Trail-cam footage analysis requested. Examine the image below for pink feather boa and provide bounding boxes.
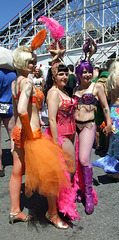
[45,127,80,220]
[44,128,98,220]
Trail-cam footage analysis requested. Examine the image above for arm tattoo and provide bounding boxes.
[25,81,33,86]
[25,86,32,99]
[104,108,108,114]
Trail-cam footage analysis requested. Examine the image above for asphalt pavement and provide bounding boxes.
[0,126,119,240]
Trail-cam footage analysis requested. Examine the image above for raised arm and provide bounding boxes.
[47,90,60,143]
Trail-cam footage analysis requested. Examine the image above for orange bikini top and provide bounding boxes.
[13,78,44,109]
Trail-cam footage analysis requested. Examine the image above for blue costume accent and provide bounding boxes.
[0,68,17,118]
[92,105,119,173]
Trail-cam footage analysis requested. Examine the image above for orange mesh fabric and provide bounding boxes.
[12,125,74,198]
[24,134,74,198]
[12,126,43,148]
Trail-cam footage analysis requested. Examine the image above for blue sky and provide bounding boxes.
[0,1,37,29]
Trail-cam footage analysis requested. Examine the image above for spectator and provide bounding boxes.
[92,59,119,179]
[0,68,16,177]
[65,64,77,97]
[32,67,45,91]
[92,64,100,82]
[93,68,109,151]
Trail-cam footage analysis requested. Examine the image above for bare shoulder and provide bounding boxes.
[95,82,104,90]
[94,82,104,94]
[47,88,60,106]
[47,88,59,98]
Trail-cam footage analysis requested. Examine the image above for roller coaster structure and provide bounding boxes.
[0,0,119,66]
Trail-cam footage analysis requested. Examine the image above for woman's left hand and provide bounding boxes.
[103,123,112,136]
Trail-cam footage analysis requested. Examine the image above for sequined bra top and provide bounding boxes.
[73,93,99,106]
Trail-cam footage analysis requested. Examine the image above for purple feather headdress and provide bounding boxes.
[83,37,99,62]
[75,37,99,84]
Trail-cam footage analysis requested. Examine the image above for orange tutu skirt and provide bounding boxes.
[24,129,74,198]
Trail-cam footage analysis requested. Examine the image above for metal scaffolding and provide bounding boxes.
[0,0,119,65]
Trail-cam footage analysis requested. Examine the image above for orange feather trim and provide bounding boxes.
[30,29,47,51]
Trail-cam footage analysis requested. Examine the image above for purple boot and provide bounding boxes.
[82,166,94,215]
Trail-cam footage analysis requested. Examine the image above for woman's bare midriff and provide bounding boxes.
[75,105,95,122]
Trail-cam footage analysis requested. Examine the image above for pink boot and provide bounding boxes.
[82,166,94,215]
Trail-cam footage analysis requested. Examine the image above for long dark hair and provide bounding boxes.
[44,64,68,100]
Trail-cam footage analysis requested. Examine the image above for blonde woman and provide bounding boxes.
[9,46,72,229]
[92,59,119,178]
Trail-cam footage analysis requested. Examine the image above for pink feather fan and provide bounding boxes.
[38,16,65,40]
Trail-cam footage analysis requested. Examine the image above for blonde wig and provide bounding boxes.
[12,46,37,71]
[106,60,119,92]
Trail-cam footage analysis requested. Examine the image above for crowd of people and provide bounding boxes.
[0,17,119,230]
